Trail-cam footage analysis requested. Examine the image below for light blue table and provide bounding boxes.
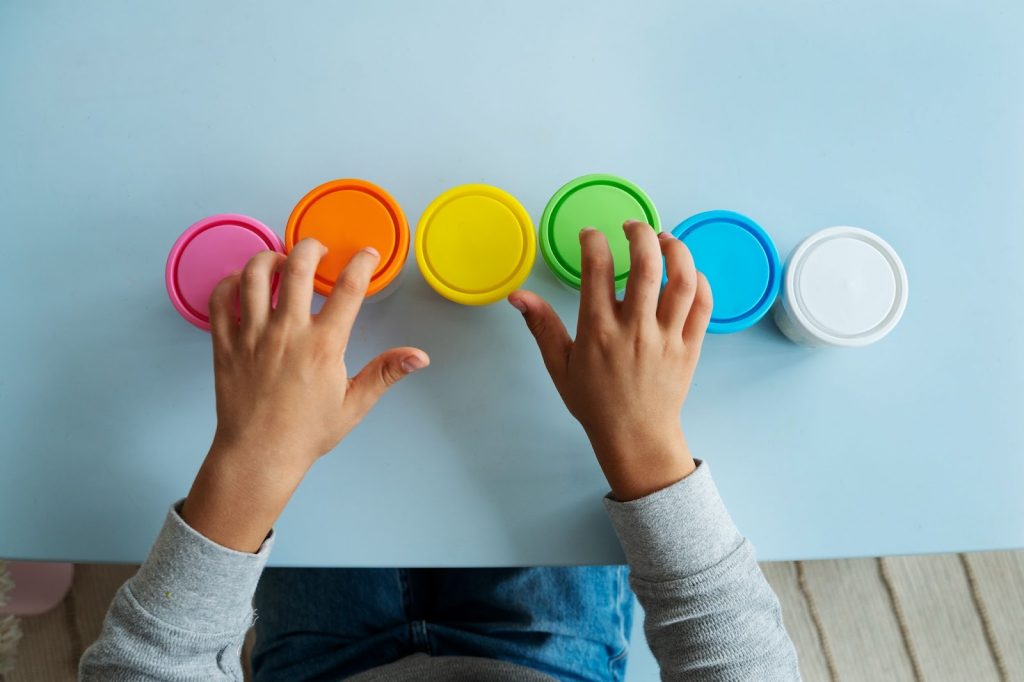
[3,1,1023,676]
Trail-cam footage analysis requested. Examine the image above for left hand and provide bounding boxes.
[509,222,712,501]
[180,239,429,552]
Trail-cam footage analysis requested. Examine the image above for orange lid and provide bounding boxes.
[285,179,409,297]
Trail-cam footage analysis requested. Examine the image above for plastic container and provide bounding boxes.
[540,174,660,290]
[415,184,535,305]
[0,561,74,616]
[672,210,781,334]
[286,179,409,298]
[166,214,285,330]
[774,226,908,347]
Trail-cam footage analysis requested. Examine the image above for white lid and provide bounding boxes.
[784,226,908,347]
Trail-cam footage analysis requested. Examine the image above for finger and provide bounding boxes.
[317,247,381,349]
[345,346,429,419]
[622,220,663,321]
[578,227,616,322]
[683,272,714,349]
[239,250,286,338]
[657,232,698,331]
[508,290,572,388]
[208,272,241,348]
[277,239,327,323]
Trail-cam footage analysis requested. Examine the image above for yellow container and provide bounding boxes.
[415,184,536,305]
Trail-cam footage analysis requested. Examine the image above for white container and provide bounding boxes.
[774,227,908,347]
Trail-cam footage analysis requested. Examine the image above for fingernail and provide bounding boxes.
[580,227,596,233]
[657,231,672,240]
[401,355,428,373]
[508,296,528,313]
[363,246,380,258]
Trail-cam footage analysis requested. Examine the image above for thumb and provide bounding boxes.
[508,290,572,388]
[347,346,429,417]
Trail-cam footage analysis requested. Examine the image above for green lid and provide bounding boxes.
[539,174,661,290]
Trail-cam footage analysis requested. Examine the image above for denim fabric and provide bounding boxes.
[252,567,634,682]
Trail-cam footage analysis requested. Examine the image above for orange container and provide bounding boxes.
[285,179,409,297]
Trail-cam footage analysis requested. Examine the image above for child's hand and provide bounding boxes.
[181,239,429,551]
[509,221,712,501]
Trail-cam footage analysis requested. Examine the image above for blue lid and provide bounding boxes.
[670,210,781,334]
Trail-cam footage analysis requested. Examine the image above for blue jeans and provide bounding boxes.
[252,567,634,681]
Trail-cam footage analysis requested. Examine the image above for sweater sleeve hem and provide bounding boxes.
[602,460,744,582]
[126,500,273,634]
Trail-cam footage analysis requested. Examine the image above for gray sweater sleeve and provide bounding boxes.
[82,462,798,681]
[79,503,272,681]
[603,461,800,681]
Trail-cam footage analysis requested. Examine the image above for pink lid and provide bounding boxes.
[166,214,284,330]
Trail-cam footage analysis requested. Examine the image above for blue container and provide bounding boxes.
[670,210,781,334]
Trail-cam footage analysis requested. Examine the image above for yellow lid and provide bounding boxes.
[415,184,536,305]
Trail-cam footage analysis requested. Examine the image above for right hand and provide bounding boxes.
[181,239,429,552]
[509,221,713,501]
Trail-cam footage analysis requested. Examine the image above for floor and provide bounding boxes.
[2,551,1022,681]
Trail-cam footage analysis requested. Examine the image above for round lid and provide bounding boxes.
[673,210,781,334]
[540,174,660,290]
[415,184,535,305]
[785,226,908,346]
[286,179,409,297]
[166,214,284,330]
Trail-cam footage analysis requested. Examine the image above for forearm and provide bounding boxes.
[181,440,305,553]
[80,502,272,681]
[604,461,800,681]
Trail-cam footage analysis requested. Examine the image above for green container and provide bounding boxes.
[539,174,660,290]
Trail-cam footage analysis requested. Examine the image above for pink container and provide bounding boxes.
[0,562,74,616]
[166,214,284,330]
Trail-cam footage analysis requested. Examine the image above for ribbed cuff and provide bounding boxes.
[602,461,743,582]
[127,501,273,634]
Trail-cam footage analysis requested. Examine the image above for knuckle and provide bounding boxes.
[582,250,611,274]
[264,320,290,346]
[335,273,367,297]
[241,262,265,285]
[631,247,660,270]
[310,336,339,363]
[628,266,662,290]
[212,341,233,366]
[526,313,548,338]
[587,324,617,348]
[693,289,714,315]
[212,354,233,376]
[239,327,261,351]
[284,259,314,280]
[666,274,697,296]
[378,361,403,386]
[634,322,660,345]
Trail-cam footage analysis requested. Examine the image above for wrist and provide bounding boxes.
[586,423,696,502]
[180,444,308,553]
[207,435,314,484]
